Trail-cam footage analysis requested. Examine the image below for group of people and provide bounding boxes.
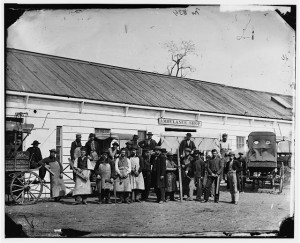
[26,132,247,205]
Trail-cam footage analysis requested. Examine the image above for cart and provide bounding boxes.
[246,131,285,193]
[5,120,44,204]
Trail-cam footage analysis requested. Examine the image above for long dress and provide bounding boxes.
[115,157,132,192]
[73,156,93,196]
[166,159,177,192]
[48,160,66,198]
[130,157,145,190]
[99,163,114,191]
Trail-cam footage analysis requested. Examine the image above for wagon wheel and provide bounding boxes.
[10,171,43,204]
[279,163,284,193]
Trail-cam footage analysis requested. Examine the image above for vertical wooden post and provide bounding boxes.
[177,147,183,202]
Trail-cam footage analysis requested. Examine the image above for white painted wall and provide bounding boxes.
[6,94,293,196]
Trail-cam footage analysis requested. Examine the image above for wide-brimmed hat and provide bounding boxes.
[228,152,235,157]
[76,133,82,137]
[186,133,192,137]
[112,142,119,146]
[31,140,40,145]
[49,149,58,153]
[146,132,153,136]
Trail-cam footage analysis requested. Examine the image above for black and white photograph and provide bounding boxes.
[3,1,297,239]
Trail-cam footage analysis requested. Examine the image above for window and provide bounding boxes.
[56,126,62,163]
[236,136,245,149]
[138,130,146,142]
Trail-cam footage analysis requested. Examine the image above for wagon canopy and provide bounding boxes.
[247,131,277,162]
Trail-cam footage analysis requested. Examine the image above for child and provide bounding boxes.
[94,150,114,204]
[72,147,94,205]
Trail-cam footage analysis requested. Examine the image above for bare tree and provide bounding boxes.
[164,40,196,78]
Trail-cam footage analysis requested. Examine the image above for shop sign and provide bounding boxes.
[158,118,201,127]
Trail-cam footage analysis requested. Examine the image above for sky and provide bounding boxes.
[7,5,295,95]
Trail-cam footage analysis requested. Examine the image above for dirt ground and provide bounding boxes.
[5,181,292,237]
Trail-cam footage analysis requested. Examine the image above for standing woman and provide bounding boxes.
[39,149,66,202]
[165,152,177,201]
[72,147,94,205]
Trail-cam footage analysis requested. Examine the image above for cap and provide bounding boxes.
[31,140,41,145]
[49,149,58,153]
[166,152,173,156]
[186,133,192,137]
[194,150,200,154]
[80,147,87,151]
[76,133,82,137]
[126,141,133,145]
[222,133,228,137]
[89,133,95,138]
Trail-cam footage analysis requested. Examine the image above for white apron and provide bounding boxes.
[130,157,145,190]
[72,157,93,196]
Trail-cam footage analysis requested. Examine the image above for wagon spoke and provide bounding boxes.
[12,188,24,193]
[25,172,33,185]
[28,191,37,199]
[14,191,24,201]
[16,177,25,185]
[11,184,24,188]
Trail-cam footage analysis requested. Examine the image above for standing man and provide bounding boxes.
[180,148,194,200]
[131,135,142,156]
[193,150,205,202]
[115,148,132,204]
[27,140,46,180]
[138,132,157,151]
[108,142,120,160]
[124,141,133,158]
[219,133,231,182]
[165,152,177,201]
[129,146,145,202]
[204,149,224,203]
[151,146,166,204]
[179,133,196,157]
[236,152,247,192]
[70,134,82,182]
[85,133,100,161]
[39,149,66,202]
[224,152,242,204]
[141,149,152,201]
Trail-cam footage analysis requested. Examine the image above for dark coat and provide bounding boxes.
[27,146,43,168]
[207,157,224,176]
[224,159,242,190]
[152,154,166,188]
[70,140,82,161]
[193,158,205,178]
[179,139,196,156]
[141,156,151,172]
[85,140,101,157]
[138,139,157,150]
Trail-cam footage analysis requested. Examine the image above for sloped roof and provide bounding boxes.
[6,48,293,121]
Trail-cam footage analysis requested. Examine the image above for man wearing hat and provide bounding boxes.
[85,133,100,161]
[180,147,194,200]
[94,150,115,204]
[70,134,82,182]
[131,135,142,156]
[124,141,133,158]
[165,152,177,201]
[151,146,167,203]
[108,141,120,160]
[224,152,242,204]
[237,152,247,192]
[219,133,231,182]
[179,133,196,157]
[193,150,205,201]
[204,149,224,203]
[141,149,152,201]
[27,140,45,179]
[72,147,94,205]
[39,149,66,202]
[138,132,157,151]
